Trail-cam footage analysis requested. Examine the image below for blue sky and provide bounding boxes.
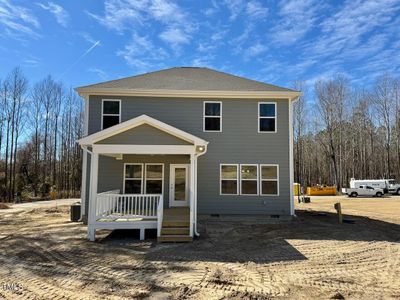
[0,0,399,90]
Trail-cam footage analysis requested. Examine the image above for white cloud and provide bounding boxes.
[191,53,215,68]
[202,0,219,16]
[270,0,325,45]
[0,0,40,38]
[117,32,168,72]
[37,2,69,27]
[246,1,268,19]
[79,32,98,45]
[89,0,194,48]
[159,27,190,46]
[224,0,245,21]
[86,0,147,32]
[245,42,268,58]
[149,0,185,23]
[88,67,108,80]
[23,56,41,67]
[310,0,399,58]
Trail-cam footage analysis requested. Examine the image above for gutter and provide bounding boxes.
[194,144,208,237]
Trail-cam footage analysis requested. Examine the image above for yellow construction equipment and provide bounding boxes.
[306,185,337,196]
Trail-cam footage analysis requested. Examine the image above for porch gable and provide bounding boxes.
[95,124,192,145]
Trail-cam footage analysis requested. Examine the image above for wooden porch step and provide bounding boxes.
[162,220,190,227]
[157,235,193,243]
[161,227,190,235]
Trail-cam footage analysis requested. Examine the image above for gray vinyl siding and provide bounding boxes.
[96,124,191,145]
[86,96,291,215]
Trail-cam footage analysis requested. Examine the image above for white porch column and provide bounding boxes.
[189,153,195,237]
[88,152,99,241]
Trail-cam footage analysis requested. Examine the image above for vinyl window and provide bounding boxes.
[124,164,143,194]
[220,164,238,195]
[258,102,276,132]
[240,164,259,195]
[145,164,164,194]
[204,101,222,132]
[260,165,279,195]
[102,99,121,129]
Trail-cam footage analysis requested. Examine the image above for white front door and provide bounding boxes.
[169,164,190,207]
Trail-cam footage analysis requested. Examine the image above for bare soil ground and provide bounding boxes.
[0,198,399,299]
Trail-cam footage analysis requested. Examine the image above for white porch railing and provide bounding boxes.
[96,191,162,220]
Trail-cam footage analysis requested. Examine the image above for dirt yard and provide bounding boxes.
[0,198,399,299]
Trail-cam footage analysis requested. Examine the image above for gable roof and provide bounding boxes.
[76,67,301,99]
[77,114,208,146]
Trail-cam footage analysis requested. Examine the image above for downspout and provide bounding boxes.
[194,144,208,236]
[289,96,300,217]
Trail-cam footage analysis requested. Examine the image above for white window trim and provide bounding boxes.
[101,99,121,130]
[258,102,277,133]
[123,163,143,194]
[144,163,164,195]
[240,164,259,196]
[203,101,222,132]
[219,163,239,195]
[260,164,280,196]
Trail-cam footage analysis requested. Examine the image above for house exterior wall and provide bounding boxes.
[85,96,291,215]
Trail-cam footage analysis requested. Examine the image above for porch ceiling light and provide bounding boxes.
[196,145,205,153]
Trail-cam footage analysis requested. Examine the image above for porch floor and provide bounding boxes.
[97,217,157,222]
[164,207,190,221]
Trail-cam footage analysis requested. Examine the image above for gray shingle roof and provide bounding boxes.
[77,67,297,92]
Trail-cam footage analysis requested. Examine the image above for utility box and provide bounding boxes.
[70,202,81,222]
[294,183,301,196]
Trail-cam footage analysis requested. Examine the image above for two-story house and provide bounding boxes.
[76,67,300,242]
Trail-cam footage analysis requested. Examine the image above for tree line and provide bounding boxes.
[0,66,398,202]
[0,67,83,202]
[293,74,400,190]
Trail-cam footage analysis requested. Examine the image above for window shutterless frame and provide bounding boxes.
[144,163,164,195]
[219,164,239,195]
[101,99,121,130]
[123,163,143,194]
[239,164,259,195]
[258,102,277,133]
[203,101,222,132]
[259,164,279,196]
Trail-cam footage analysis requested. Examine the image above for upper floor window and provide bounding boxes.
[258,102,276,133]
[204,101,222,132]
[102,99,121,129]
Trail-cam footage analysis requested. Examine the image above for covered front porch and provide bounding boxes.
[78,115,208,242]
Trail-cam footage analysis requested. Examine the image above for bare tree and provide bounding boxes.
[315,75,349,190]
[292,80,307,186]
[371,75,396,178]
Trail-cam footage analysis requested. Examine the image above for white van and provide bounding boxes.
[350,179,389,193]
